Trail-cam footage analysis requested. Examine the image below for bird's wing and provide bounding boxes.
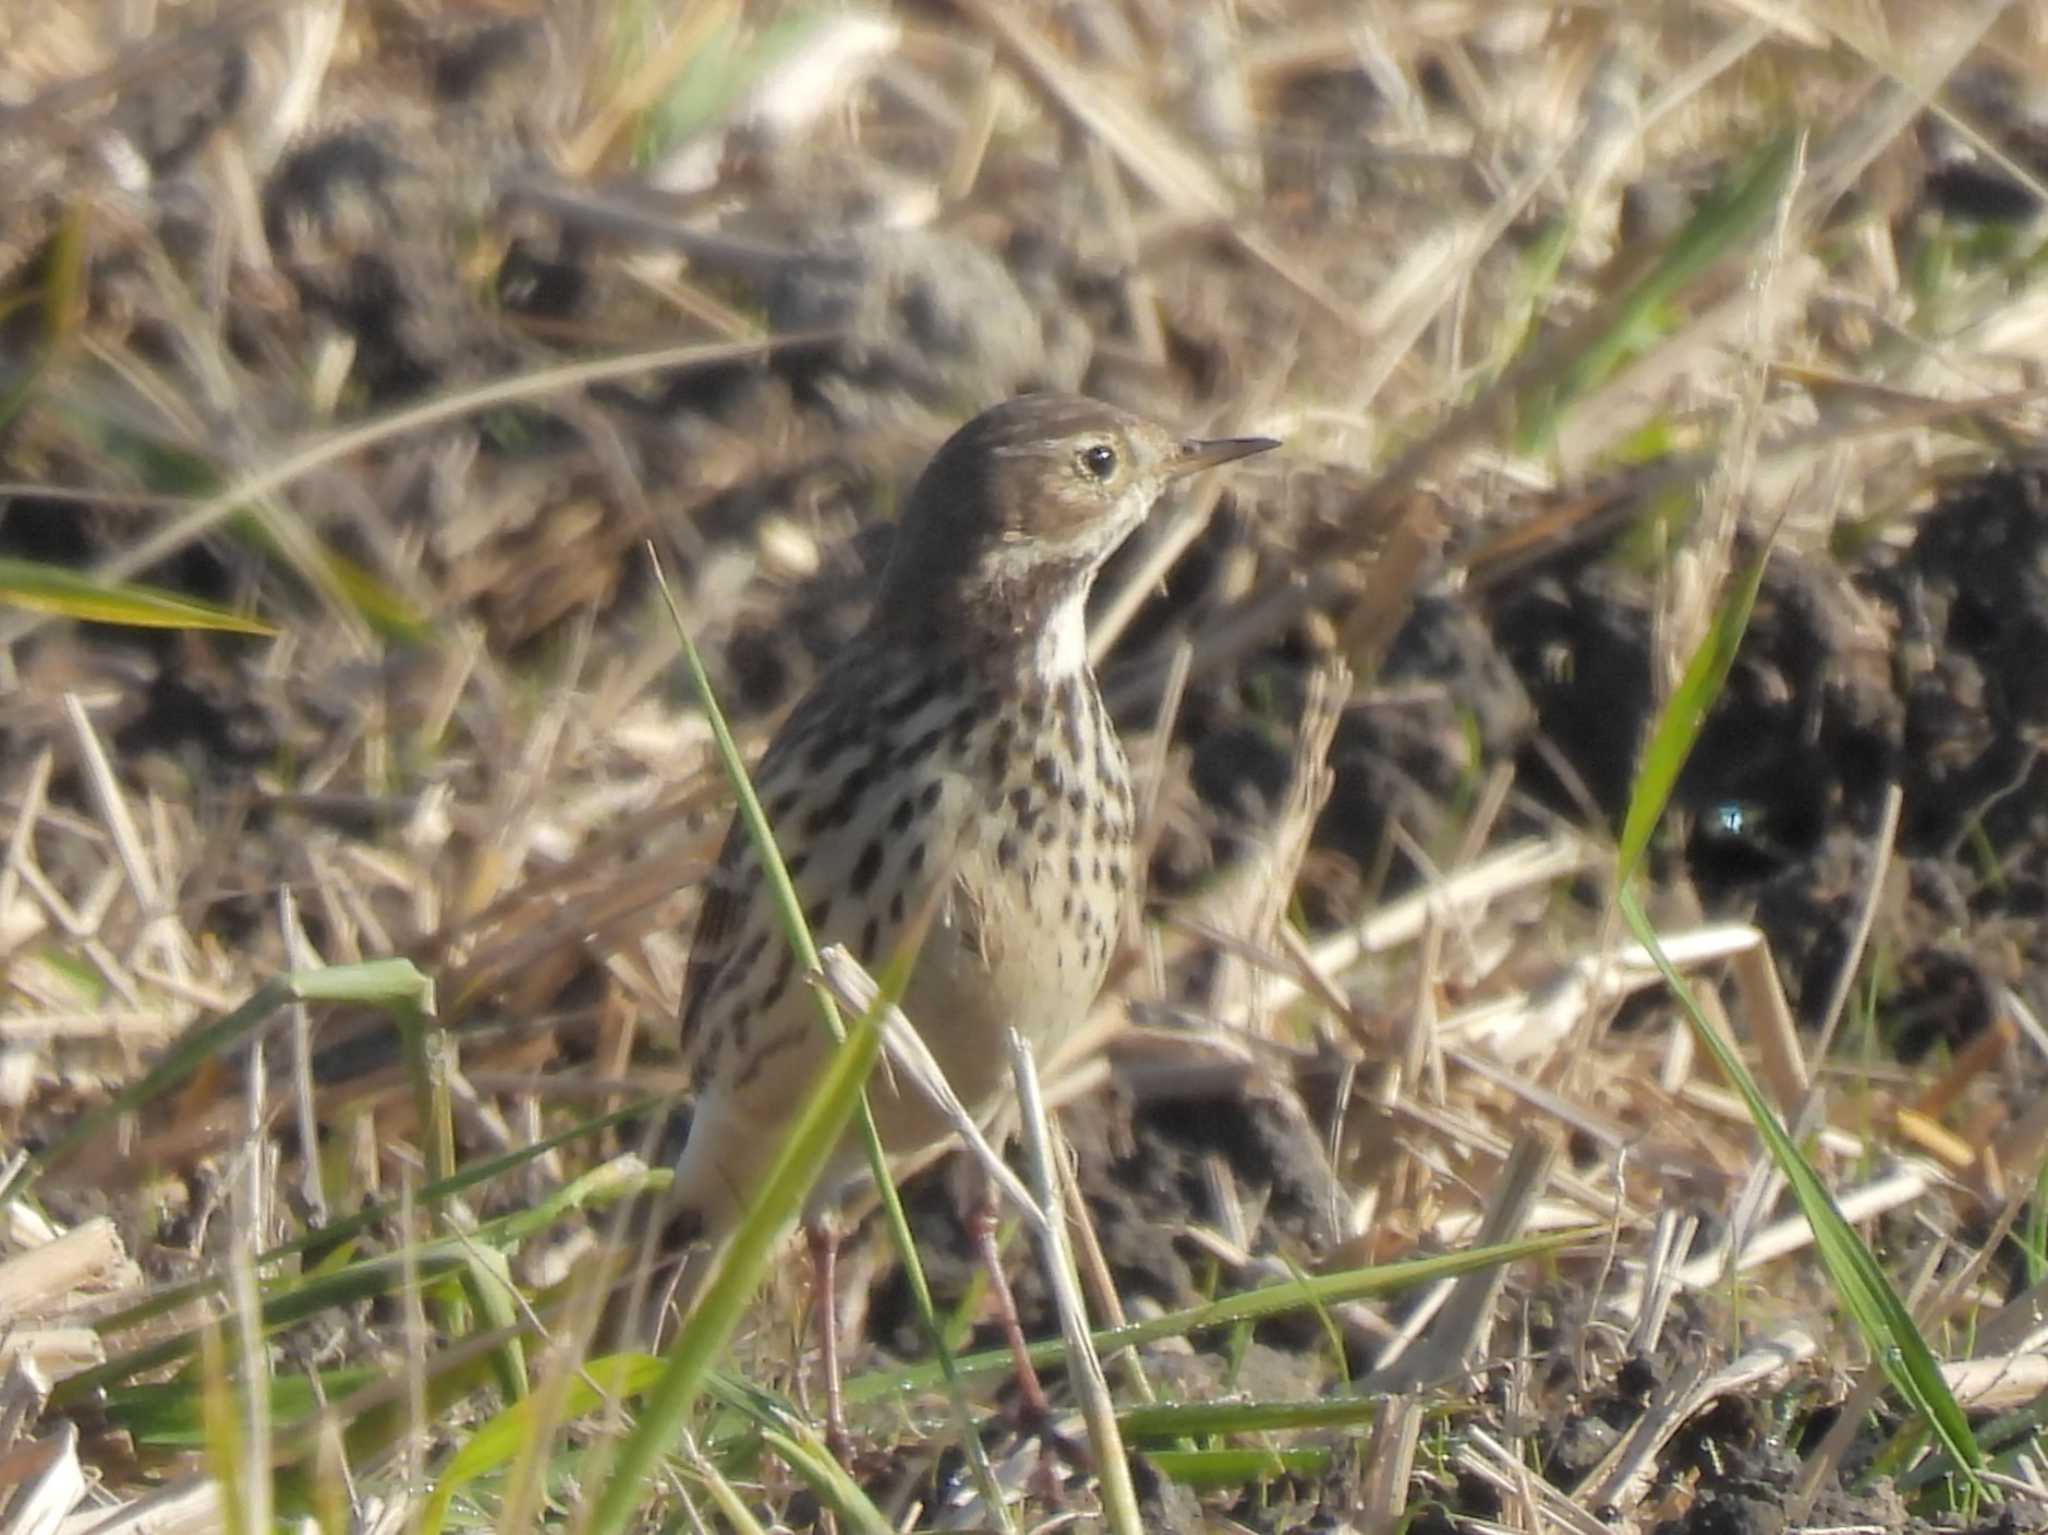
[674,681,840,1082]
[674,651,986,1085]
[679,775,984,1078]
[675,815,757,1081]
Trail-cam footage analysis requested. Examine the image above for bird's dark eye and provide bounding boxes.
[1079,444,1118,480]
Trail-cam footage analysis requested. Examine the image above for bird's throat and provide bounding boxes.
[1032,584,1090,681]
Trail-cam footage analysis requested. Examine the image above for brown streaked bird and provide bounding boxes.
[666,392,1277,1440]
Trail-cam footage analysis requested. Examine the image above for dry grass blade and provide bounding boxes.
[0,335,824,649]
[945,0,1228,219]
[1301,835,1606,1009]
[0,0,286,137]
[1457,1426,1612,1535]
[948,0,1367,338]
[1179,661,1345,1030]
[1792,0,2014,227]
[0,1219,134,1328]
[1802,781,1904,1073]
[1358,1395,1421,1535]
[1584,1326,1820,1511]
[815,946,1045,1235]
[59,694,159,916]
[1009,1030,1139,1535]
[0,1419,86,1533]
[1369,1129,1559,1392]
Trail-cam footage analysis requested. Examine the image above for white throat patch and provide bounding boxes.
[1035,586,1090,678]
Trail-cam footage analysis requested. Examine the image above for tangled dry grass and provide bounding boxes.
[4,2,2048,1531]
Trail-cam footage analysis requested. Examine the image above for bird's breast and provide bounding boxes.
[943,669,1134,1031]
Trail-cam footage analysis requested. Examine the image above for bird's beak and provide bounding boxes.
[1167,435,1281,479]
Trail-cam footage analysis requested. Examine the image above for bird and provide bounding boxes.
[662,392,1278,1445]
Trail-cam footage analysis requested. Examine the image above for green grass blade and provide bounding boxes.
[575,550,902,1528]
[64,1155,662,1412]
[638,8,837,166]
[1620,889,1983,1489]
[281,957,435,1011]
[227,510,431,644]
[1516,132,1799,451]
[88,1107,655,1340]
[55,413,431,641]
[283,1328,545,1509]
[453,1240,527,1404]
[0,205,81,431]
[59,1247,478,1407]
[1145,1447,1330,1488]
[847,1228,1593,1404]
[759,1428,897,1535]
[197,1325,252,1535]
[419,1354,664,1533]
[8,960,433,1203]
[0,558,277,633]
[689,1448,776,1535]
[653,552,828,985]
[579,1007,884,1535]
[1615,544,1769,882]
[1118,1395,1381,1441]
[107,1365,386,1447]
[1609,540,1983,1491]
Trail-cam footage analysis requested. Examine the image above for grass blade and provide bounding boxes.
[579,1006,883,1535]
[419,1354,662,1533]
[1611,530,1983,1494]
[1620,889,1984,1493]
[847,1228,1594,1404]
[6,960,433,1204]
[1118,1395,1381,1441]
[1145,1447,1329,1488]
[86,1105,655,1341]
[0,557,276,633]
[1516,132,1798,451]
[1615,543,1769,882]
[759,1428,896,1535]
